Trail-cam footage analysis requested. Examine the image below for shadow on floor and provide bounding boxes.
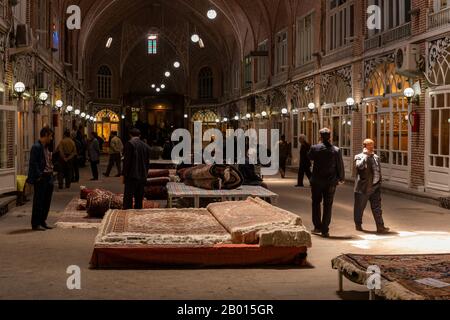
[311,234,356,240]
[6,229,36,235]
[360,230,399,236]
[336,290,381,300]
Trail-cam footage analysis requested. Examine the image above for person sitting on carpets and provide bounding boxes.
[238,148,268,189]
[178,164,243,190]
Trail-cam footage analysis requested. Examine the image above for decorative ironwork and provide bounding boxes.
[364,53,395,85]
[427,36,450,86]
[12,54,33,87]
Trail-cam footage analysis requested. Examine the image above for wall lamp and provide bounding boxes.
[308,102,318,114]
[404,87,419,105]
[346,97,360,112]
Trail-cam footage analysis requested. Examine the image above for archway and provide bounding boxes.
[94,109,120,144]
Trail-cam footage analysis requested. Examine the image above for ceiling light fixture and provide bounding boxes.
[156,88,161,92]
[173,61,181,68]
[165,71,171,78]
[207,9,217,20]
[151,84,156,88]
[161,84,166,89]
[191,33,200,43]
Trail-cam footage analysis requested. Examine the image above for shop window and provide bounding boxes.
[0,110,15,169]
[430,93,450,168]
[296,13,314,66]
[97,66,112,99]
[275,30,288,74]
[198,67,213,99]
[257,41,268,82]
[243,56,252,89]
[328,0,354,51]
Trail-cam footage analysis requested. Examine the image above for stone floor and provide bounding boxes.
[0,159,449,300]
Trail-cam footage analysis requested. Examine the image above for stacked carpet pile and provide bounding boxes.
[90,197,312,269]
[177,164,243,190]
[144,169,174,200]
[56,188,160,229]
[332,254,450,300]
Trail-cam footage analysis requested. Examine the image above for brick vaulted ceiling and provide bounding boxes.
[60,0,301,97]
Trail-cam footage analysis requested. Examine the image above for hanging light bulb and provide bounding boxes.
[173,61,181,68]
[165,71,171,78]
[156,88,161,92]
[81,112,86,118]
[161,84,166,89]
[207,9,218,20]
[191,33,200,43]
[151,84,156,88]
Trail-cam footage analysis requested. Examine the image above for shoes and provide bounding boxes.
[41,224,53,230]
[32,226,46,231]
[295,185,305,188]
[377,226,391,234]
[114,174,121,178]
[90,178,98,181]
[356,225,364,232]
[321,233,330,238]
[311,228,321,234]
[103,173,109,177]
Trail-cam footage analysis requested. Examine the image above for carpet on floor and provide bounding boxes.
[90,197,311,269]
[332,254,450,300]
[56,198,102,229]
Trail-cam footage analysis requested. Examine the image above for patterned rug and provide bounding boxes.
[208,197,311,247]
[95,209,232,246]
[332,254,450,300]
[56,197,102,229]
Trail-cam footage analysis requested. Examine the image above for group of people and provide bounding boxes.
[292,128,390,237]
[27,126,149,230]
[28,124,390,237]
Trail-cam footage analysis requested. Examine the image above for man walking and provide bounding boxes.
[88,132,101,181]
[122,128,151,209]
[56,129,77,189]
[104,131,123,177]
[354,139,390,234]
[28,128,55,231]
[308,128,345,238]
[296,134,312,187]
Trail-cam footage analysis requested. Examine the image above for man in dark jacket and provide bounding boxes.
[28,127,54,231]
[308,128,345,238]
[354,139,390,234]
[296,134,312,187]
[122,128,151,209]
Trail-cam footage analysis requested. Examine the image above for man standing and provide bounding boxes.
[296,135,312,187]
[88,132,101,181]
[278,135,291,179]
[56,130,77,189]
[354,139,390,234]
[104,131,123,177]
[122,128,151,209]
[28,128,55,231]
[308,128,345,238]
